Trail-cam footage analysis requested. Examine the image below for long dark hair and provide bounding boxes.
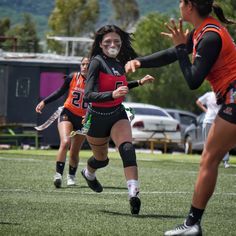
[89,25,137,65]
[184,0,235,24]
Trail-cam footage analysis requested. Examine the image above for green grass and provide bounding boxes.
[0,150,235,236]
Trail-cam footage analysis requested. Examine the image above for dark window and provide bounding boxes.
[197,113,205,124]
[16,77,30,98]
[179,114,196,125]
[0,66,7,115]
[167,112,175,119]
[133,107,168,117]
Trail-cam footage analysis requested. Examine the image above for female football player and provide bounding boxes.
[35,57,89,188]
[125,0,236,235]
[81,25,154,215]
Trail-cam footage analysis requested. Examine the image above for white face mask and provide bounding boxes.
[107,47,119,58]
[100,32,122,58]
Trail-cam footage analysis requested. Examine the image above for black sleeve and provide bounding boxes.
[128,80,139,89]
[138,47,178,68]
[176,31,222,90]
[84,59,113,102]
[138,30,194,68]
[43,76,71,104]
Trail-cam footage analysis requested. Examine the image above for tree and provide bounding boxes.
[4,14,40,52]
[215,0,236,37]
[111,0,139,30]
[0,18,10,36]
[127,0,236,112]
[129,12,210,112]
[0,18,12,51]
[48,0,99,55]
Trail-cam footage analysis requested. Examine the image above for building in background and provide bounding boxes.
[0,52,82,147]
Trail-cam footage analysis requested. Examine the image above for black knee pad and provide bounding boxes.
[118,142,137,168]
[87,156,109,169]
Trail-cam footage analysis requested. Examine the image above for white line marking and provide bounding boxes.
[1,157,235,177]
[0,156,86,165]
[0,157,49,162]
[0,189,235,196]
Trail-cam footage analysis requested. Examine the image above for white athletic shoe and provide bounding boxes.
[224,161,230,168]
[164,221,202,236]
[67,174,76,186]
[53,172,62,188]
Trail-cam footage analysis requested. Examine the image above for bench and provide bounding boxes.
[133,138,170,153]
[0,124,41,149]
[133,132,179,153]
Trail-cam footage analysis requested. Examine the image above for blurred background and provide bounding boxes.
[0,0,235,150]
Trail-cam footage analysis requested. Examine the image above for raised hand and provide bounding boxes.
[125,59,141,73]
[139,74,155,85]
[112,86,129,99]
[35,101,45,114]
[161,18,189,46]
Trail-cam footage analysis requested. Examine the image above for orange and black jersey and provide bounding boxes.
[139,27,222,90]
[138,16,236,95]
[192,17,236,97]
[84,54,140,108]
[44,72,87,117]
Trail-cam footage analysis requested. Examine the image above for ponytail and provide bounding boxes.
[212,3,235,24]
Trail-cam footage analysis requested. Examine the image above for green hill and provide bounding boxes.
[0,0,177,37]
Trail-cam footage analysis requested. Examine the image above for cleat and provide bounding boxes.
[164,221,202,236]
[81,169,103,193]
[224,162,230,168]
[67,174,76,186]
[129,196,141,215]
[54,172,62,188]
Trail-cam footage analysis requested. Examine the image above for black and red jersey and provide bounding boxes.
[84,54,139,108]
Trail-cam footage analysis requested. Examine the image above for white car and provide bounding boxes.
[123,102,181,151]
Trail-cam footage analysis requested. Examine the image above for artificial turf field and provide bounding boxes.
[0,149,235,236]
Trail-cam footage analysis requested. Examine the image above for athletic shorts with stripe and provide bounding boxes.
[59,108,84,130]
[218,82,236,124]
[86,104,129,138]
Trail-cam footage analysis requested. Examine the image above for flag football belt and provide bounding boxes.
[69,114,92,137]
[88,104,123,116]
[216,80,236,105]
[34,106,64,131]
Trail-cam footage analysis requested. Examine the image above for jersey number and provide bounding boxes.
[115,81,123,89]
[72,91,88,109]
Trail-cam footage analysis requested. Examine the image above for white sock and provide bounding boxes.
[84,168,96,180]
[127,179,139,198]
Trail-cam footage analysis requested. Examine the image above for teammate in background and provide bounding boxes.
[81,25,154,215]
[125,0,236,234]
[196,91,230,168]
[35,57,90,188]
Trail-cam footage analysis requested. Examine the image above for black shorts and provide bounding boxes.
[218,103,236,124]
[86,105,129,138]
[59,108,83,130]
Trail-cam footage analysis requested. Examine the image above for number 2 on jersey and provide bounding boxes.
[72,91,88,109]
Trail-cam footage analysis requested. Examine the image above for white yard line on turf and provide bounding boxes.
[0,156,86,165]
[0,188,236,196]
[0,157,51,162]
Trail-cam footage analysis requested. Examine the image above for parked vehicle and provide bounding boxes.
[123,102,182,151]
[183,113,205,154]
[184,113,236,154]
[165,108,197,150]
